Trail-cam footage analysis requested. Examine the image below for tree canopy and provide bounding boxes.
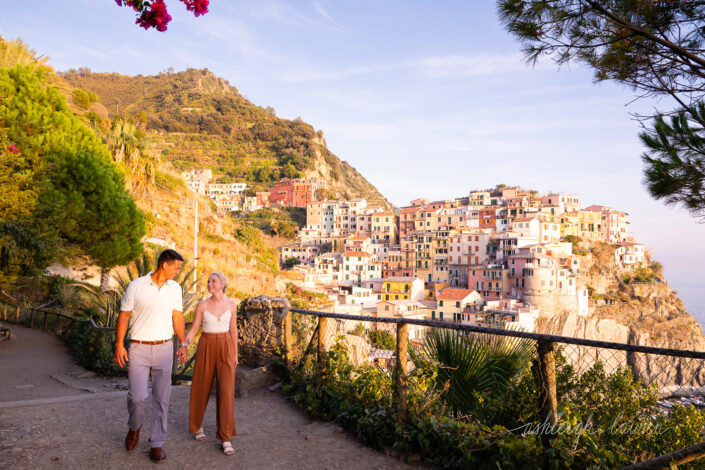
[0,57,144,284]
[498,0,705,218]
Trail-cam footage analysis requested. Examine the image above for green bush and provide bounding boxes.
[368,329,396,350]
[71,88,97,109]
[65,320,125,377]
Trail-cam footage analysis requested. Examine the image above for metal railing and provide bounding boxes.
[0,301,196,383]
[0,301,76,336]
[283,306,705,469]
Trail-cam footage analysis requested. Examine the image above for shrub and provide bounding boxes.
[368,329,396,350]
[65,320,126,376]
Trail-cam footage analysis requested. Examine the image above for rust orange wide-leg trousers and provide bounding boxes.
[189,332,237,442]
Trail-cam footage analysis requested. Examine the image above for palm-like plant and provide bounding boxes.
[114,248,202,318]
[421,324,535,416]
[106,119,155,192]
[0,37,49,70]
[71,283,122,328]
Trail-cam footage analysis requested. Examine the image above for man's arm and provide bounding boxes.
[114,310,132,367]
[173,309,187,363]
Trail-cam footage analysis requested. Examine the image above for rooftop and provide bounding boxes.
[437,288,477,301]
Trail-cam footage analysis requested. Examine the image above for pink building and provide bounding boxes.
[467,265,511,300]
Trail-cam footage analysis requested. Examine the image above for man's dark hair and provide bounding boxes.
[157,249,184,270]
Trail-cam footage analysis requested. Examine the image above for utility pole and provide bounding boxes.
[193,200,198,293]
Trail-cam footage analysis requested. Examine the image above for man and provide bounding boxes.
[114,249,188,464]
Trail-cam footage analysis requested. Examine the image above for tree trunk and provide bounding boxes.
[100,268,111,292]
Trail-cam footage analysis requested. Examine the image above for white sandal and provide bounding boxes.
[222,441,234,455]
[194,428,206,441]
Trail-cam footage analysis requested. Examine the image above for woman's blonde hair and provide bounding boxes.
[210,271,227,293]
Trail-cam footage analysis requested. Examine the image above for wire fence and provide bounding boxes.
[284,307,705,468]
[286,307,705,399]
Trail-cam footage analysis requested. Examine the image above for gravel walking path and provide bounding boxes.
[0,323,426,470]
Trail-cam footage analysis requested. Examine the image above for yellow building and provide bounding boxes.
[412,232,434,283]
[381,277,425,301]
[578,210,605,241]
[371,211,398,245]
[559,211,580,238]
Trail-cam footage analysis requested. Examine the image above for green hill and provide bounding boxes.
[61,68,392,209]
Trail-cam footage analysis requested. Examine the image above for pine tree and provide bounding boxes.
[0,64,145,285]
[498,1,705,217]
[641,105,705,219]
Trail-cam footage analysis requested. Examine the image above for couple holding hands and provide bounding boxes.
[114,249,239,463]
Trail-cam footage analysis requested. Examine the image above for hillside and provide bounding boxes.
[60,68,392,210]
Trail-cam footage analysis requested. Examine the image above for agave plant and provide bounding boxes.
[71,283,122,328]
[421,323,535,416]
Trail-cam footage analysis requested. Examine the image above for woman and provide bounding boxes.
[185,272,239,455]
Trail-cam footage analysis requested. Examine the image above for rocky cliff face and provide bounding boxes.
[535,241,705,388]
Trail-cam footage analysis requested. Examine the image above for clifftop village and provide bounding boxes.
[182,170,648,334]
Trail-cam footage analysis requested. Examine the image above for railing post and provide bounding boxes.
[393,322,409,421]
[56,316,61,335]
[317,316,328,386]
[15,305,19,323]
[283,308,293,367]
[43,311,48,332]
[3,303,6,321]
[537,340,558,449]
[29,309,34,328]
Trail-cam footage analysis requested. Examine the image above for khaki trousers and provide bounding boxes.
[127,340,173,448]
[189,332,237,442]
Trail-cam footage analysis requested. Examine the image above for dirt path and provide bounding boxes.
[0,323,427,470]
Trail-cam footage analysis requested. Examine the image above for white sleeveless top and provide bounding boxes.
[202,310,232,333]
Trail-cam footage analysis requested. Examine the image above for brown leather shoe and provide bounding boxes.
[149,447,167,464]
[125,427,140,451]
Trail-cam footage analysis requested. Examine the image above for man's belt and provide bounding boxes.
[131,339,171,345]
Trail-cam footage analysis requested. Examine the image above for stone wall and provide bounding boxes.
[237,296,289,367]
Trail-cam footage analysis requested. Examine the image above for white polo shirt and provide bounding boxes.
[120,273,183,341]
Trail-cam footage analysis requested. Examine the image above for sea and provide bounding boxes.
[669,281,705,331]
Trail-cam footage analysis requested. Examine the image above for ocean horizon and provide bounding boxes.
[669,280,705,333]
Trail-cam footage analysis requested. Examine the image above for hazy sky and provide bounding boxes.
[2,0,704,290]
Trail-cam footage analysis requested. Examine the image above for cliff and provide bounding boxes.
[535,240,705,388]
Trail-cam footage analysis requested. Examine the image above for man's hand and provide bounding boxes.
[177,346,188,364]
[114,344,128,368]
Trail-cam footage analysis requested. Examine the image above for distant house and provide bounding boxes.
[614,242,646,270]
[433,288,483,322]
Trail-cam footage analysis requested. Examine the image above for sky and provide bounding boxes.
[1,0,704,301]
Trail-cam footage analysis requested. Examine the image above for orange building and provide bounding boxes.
[269,178,325,207]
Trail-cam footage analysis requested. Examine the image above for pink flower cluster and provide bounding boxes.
[8,144,19,154]
[181,0,209,17]
[114,0,210,32]
[136,0,171,31]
